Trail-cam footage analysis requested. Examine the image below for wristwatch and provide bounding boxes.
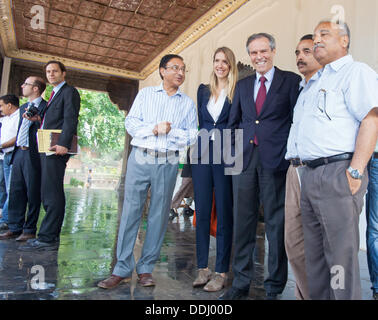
[347,166,363,180]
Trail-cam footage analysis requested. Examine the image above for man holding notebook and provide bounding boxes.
[20,60,80,251]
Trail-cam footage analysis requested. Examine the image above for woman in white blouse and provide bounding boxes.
[191,47,238,292]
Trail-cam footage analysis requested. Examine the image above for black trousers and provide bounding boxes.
[231,145,288,294]
[8,149,41,234]
[38,153,69,243]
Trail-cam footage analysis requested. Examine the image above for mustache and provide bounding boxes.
[297,61,307,67]
[313,43,325,51]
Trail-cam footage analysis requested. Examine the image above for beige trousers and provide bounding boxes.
[284,164,309,300]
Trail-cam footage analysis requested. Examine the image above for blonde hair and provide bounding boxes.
[209,47,238,102]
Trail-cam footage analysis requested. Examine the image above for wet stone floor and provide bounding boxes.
[0,187,374,300]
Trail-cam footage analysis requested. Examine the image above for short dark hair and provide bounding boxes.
[246,33,276,53]
[31,76,46,95]
[158,54,183,80]
[300,34,314,42]
[44,60,67,73]
[0,94,19,107]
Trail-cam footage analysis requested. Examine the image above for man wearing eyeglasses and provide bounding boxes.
[98,54,197,289]
[297,20,378,300]
[0,77,47,241]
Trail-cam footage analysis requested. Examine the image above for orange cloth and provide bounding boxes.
[193,193,217,237]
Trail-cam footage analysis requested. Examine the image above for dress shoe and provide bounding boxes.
[0,230,22,240]
[204,273,227,292]
[183,207,194,217]
[218,286,248,300]
[97,275,131,289]
[18,239,59,251]
[16,233,36,242]
[193,268,212,287]
[0,222,9,231]
[137,273,155,287]
[373,291,378,300]
[265,292,278,300]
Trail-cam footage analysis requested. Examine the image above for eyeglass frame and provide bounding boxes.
[22,82,36,87]
[317,88,331,121]
[164,65,187,73]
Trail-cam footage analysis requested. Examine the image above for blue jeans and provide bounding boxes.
[0,153,13,224]
[366,156,378,293]
[0,159,6,208]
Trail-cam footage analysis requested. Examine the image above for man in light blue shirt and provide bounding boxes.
[298,20,378,300]
[98,54,197,289]
[284,34,322,300]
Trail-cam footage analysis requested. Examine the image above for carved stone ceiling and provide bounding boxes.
[0,0,248,79]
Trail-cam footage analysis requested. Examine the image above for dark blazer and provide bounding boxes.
[227,67,301,172]
[43,83,81,149]
[11,99,47,165]
[192,84,232,162]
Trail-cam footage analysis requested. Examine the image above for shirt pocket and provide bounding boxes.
[315,88,349,120]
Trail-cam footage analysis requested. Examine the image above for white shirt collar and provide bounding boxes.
[155,83,182,97]
[256,66,275,83]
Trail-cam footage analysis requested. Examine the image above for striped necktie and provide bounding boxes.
[16,102,34,147]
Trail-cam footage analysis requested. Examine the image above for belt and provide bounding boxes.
[139,147,179,158]
[20,146,29,150]
[304,152,353,169]
[4,151,13,155]
[373,152,378,159]
[289,158,306,167]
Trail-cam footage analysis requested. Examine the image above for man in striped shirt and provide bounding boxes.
[98,54,197,289]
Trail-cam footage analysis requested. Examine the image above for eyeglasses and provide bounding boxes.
[317,89,331,120]
[22,82,35,87]
[165,65,187,73]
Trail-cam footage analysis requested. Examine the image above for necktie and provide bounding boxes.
[47,90,55,105]
[41,90,55,129]
[16,103,33,147]
[254,76,267,145]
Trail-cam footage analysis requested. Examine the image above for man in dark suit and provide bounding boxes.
[20,61,80,251]
[0,77,47,241]
[220,33,301,300]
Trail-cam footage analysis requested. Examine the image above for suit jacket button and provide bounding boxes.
[255,120,260,124]
[214,123,216,126]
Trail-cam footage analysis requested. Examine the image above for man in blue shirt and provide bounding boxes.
[98,54,197,289]
[284,34,322,300]
[298,20,378,299]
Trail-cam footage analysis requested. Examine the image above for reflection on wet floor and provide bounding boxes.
[0,188,373,300]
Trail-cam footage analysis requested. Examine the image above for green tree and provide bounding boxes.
[77,89,126,159]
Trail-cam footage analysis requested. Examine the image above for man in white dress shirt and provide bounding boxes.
[298,20,378,299]
[98,54,197,289]
[0,95,20,231]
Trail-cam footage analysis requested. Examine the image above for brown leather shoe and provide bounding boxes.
[137,273,155,287]
[97,275,131,289]
[16,233,36,242]
[0,230,22,240]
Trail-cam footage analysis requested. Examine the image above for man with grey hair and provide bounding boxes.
[220,33,301,300]
[297,20,378,299]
